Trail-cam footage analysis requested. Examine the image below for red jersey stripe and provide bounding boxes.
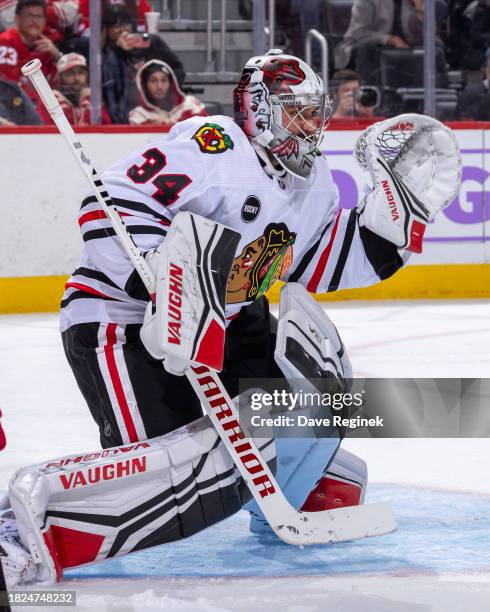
[79,209,170,227]
[103,323,139,443]
[64,282,113,299]
[306,211,342,293]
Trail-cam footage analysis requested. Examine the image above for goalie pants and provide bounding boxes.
[61,297,284,449]
[62,297,344,524]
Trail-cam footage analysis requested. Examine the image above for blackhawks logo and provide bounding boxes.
[227,223,296,304]
[192,123,234,154]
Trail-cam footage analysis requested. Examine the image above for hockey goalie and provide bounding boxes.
[0,49,461,587]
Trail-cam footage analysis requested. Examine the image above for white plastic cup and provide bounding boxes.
[145,11,161,34]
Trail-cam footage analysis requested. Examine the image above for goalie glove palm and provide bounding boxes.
[355,114,462,252]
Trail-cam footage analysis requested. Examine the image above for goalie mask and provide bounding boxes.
[233,50,333,180]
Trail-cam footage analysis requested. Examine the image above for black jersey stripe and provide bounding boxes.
[82,225,168,242]
[111,198,172,224]
[327,209,357,292]
[80,195,98,209]
[289,219,333,283]
[359,226,403,280]
[72,267,122,291]
[61,291,121,308]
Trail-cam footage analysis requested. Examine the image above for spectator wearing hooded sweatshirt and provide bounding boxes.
[128,59,206,127]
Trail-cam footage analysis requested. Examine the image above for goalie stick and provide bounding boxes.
[21,59,396,546]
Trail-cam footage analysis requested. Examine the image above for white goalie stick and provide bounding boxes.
[21,59,396,546]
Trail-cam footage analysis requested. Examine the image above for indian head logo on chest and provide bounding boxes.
[226,223,296,304]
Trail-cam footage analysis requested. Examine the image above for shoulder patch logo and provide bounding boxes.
[241,196,261,223]
[192,123,234,154]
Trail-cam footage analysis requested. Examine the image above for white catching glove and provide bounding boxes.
[354,114,462,252]
[0,513,38,588]
[140,212,240,376]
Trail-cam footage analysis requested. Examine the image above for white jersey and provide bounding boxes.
[60,115,401,332]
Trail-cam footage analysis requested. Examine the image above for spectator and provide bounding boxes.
[37,52,112,125]
[0,75,41,124]
[457,47,490,120]
[129,59,206,127]
[101,5,142,124]
[0,1,80,44]
[466,0,490,70]
[334,0,448,86]
[0,0,62,97]
[101,5,184,124]
[132,34,185,86]
[331,69,379,119]
[78,0,152,34]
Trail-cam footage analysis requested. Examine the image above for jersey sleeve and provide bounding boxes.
[288,209,404,294]
[76,122,215,299]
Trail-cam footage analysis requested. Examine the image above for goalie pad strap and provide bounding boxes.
[9,416,275,582]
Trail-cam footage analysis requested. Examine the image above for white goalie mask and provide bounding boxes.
[233,50,333,180]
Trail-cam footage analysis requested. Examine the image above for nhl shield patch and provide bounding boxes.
[192,123,234,154]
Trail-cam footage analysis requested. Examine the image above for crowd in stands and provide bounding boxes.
[284,0,490,121]
[0,0,489,126]
[0,0,206,126]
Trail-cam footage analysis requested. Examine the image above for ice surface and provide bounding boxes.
[0,300,489,611]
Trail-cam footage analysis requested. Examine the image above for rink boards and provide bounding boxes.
[0,122,489,313]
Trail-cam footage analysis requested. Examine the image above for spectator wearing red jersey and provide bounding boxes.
[78,0,152,33]
[0,1,81,43]
[0,1,84,58]
[0,0,62,97]
[37,52,112,125]
[128,59,206,127]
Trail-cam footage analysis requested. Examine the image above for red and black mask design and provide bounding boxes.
[261,58,306,94]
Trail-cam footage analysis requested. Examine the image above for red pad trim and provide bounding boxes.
[42,528,63,581]
[104,323,139,442]
[407,219,426,253]
[194,319,225,371]
[48,525,104,569]
[306,211,342,293]
[301,476,362,512]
